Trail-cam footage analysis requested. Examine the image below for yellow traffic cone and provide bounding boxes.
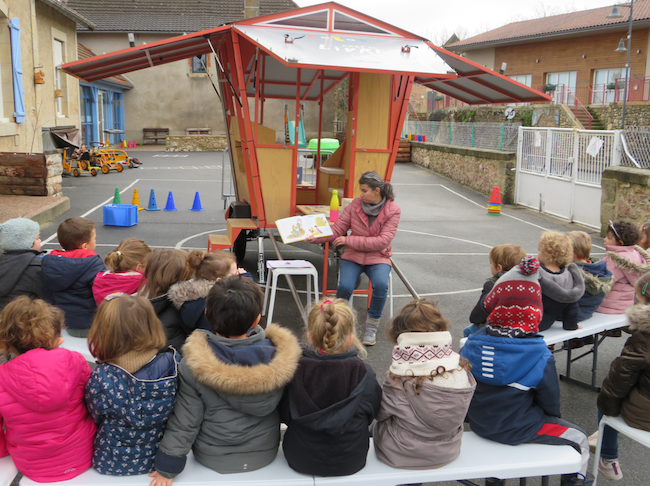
[131,188,144,211]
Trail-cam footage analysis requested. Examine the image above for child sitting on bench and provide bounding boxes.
[149,276,301,485]
[280,298,381,476]
[374,299,475,469]
[461,257,591,486]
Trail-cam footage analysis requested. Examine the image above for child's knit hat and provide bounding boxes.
[390,331,460,376]
[483,256,543,337]
[0,218,40,251]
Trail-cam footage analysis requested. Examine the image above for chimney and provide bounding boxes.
[244,0,259,19]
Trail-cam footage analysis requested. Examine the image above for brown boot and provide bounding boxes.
[362,317,380,346]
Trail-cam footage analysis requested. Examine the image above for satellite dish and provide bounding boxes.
[505,107,516,120]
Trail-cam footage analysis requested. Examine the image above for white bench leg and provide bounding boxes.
[267,270,280,325]
[592,417,607,486]
[312,269,319,303]
[389,271,393,318]
[307,272,312,310]
[262,268,272,317]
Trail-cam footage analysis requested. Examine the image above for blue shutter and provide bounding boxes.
[9,18,25,123]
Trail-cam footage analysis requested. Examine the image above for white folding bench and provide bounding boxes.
[0,456,18,486]
[59,329,94,363]
[540,313,627,392]
[592,415,650,486]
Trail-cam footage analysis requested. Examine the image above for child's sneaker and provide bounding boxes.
[599,457,623,481]
[588,430,599,453]
[362,328,377,346]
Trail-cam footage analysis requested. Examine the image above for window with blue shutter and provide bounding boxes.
[9,17,24,123]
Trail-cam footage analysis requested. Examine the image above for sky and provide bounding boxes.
[293,0,625,44]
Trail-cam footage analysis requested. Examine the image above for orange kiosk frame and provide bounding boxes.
[61,2,550,287]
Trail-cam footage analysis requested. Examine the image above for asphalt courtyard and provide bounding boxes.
[41,150,647,485]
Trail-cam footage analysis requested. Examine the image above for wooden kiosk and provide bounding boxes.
[61,2,550,264]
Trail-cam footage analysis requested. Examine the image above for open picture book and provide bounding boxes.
[275,214,333,244]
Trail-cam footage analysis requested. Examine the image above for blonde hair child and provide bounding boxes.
[639,222,650,250]
[0,297,96,482]
[86,294,179,475]
[93,238,152,304]
[279,298,382,476]
[374,299,476,469]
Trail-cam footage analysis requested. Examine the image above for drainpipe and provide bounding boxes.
[244,0,259,19]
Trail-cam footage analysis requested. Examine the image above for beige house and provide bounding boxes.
[68,0,335,144]
[0,0,93,154]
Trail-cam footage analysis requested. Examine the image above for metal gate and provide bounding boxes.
[515,127,621,229]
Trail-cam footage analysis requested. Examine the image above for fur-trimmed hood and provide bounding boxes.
[183,325,301,395]
[576,259,613,296]
[539,263,585,303]
[626,304,650,334]
[607,245,650,274]
[168,279,215,309]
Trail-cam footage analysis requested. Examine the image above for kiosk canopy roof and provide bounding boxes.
[61,2,550,104]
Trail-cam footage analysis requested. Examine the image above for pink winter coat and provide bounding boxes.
[597,245,649,314]
[0,348,96,482]
[321,198,401,266]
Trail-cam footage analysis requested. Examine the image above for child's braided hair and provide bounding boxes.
[307,298,365,357]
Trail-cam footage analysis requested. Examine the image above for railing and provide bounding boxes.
[402,121,521,151]
[587,77,650,105]
[537,85,593,129]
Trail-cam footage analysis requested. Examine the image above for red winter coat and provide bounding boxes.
[0,348,96,482]
[321,198,401,266]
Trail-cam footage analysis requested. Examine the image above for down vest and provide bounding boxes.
[598,304,650,432]
[320,198,401,266]
[598,245,649,314]
[0,348,96,482]
[154,325,301,476]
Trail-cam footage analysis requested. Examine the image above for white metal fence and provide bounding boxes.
[402,121,521,152]
[621,127,650,168]
[515,127,621,229]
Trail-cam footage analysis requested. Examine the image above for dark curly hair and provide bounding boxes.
[608,220,640,246]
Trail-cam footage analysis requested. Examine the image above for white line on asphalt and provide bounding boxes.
[397,228,493,249]
[132,179,221,182]
[174,229,226,249]
[392,252,490,255]
[42,243,208,250]
[271,286,483,298]
[41,179,140,245]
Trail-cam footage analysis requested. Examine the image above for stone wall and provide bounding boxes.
[166,135,228,152]
[590,102,650,129]
[0,153,63,196]
[600,166,650,236]
[410,141,516,204]
[428,105,577,128]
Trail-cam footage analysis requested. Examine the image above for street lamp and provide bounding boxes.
[608,1,635,129]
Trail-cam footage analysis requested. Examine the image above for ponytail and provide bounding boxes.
[358,171,395,201]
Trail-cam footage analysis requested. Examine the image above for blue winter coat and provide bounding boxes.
[575,259,613,322]
[460,328,561,445]
[41,250,105,330]
[85,348,180,475]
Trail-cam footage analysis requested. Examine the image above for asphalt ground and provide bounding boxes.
[42,151,648,486]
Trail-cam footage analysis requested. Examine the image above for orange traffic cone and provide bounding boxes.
[131,188,144,211]
[488,186,502,215]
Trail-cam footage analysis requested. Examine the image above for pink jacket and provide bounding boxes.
[92,270,145,304]
[0,348,96,482]
[322,198,401,266]
[597,245,648,314]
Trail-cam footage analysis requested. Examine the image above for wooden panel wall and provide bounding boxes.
[256,147,293,225]
[0,153,48,196]
[356,72,391,149]
[353,153,390,197]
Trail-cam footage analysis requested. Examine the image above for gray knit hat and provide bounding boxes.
[0,218,40,251]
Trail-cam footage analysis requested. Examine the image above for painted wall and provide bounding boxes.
[78,32,337,145]
[463,47,496,70]
[0,0,80,154]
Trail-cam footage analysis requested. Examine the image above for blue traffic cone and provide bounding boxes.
[190,192,205,211]
[146,189,160,211]
[163,191,177,211]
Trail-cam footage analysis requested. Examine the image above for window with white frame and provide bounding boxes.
[508,74,532,87]
[191,55,208,74]
[593,68,625,104]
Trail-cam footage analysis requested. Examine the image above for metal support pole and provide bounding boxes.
[622,0,635,129]
[257,234,266,284]
[268,232,308,323]
[389,257,419,300]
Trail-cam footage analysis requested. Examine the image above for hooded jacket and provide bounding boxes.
[86,348,180,475]
[92,270,145,305]
[598,304,650,432]
[0,348,96,482]
[538,263,585,332]
[41,249,106,330]
[460,328,560,445]
[319,198,401,267]
[598,245,649,314]
[374,369,476,470]
[167,279,214,335]
[0,249,44,311]
[469,271,505,326]
[154,325,301,476]
[150,294,190,352]
[279,349,382,476]
[574,259,613,322]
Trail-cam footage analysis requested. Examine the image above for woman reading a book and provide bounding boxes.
[306,171,401,346]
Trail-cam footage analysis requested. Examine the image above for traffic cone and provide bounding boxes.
[487,186,502,215]
[133,141,137,148]
[163,191,177,211]
[189,192,205,211]
[113,188,121,204]
[146,189,160,211]
[131,188,144,210]
[121,140,127,148]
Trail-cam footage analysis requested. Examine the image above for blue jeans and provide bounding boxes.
[337,260,391,320]
[598,410,619,460]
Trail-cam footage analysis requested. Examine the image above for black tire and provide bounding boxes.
[116,163,124,172]
[90,168,97,176]
[101,165,109,174]
[79,161,88,170]
[233,230,247,264]
[72,168,80,177]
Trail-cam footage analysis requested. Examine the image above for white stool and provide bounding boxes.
[592,415,650,486]
[262,262,319,324]
[348,271,394,318]
[0,456,18,486]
